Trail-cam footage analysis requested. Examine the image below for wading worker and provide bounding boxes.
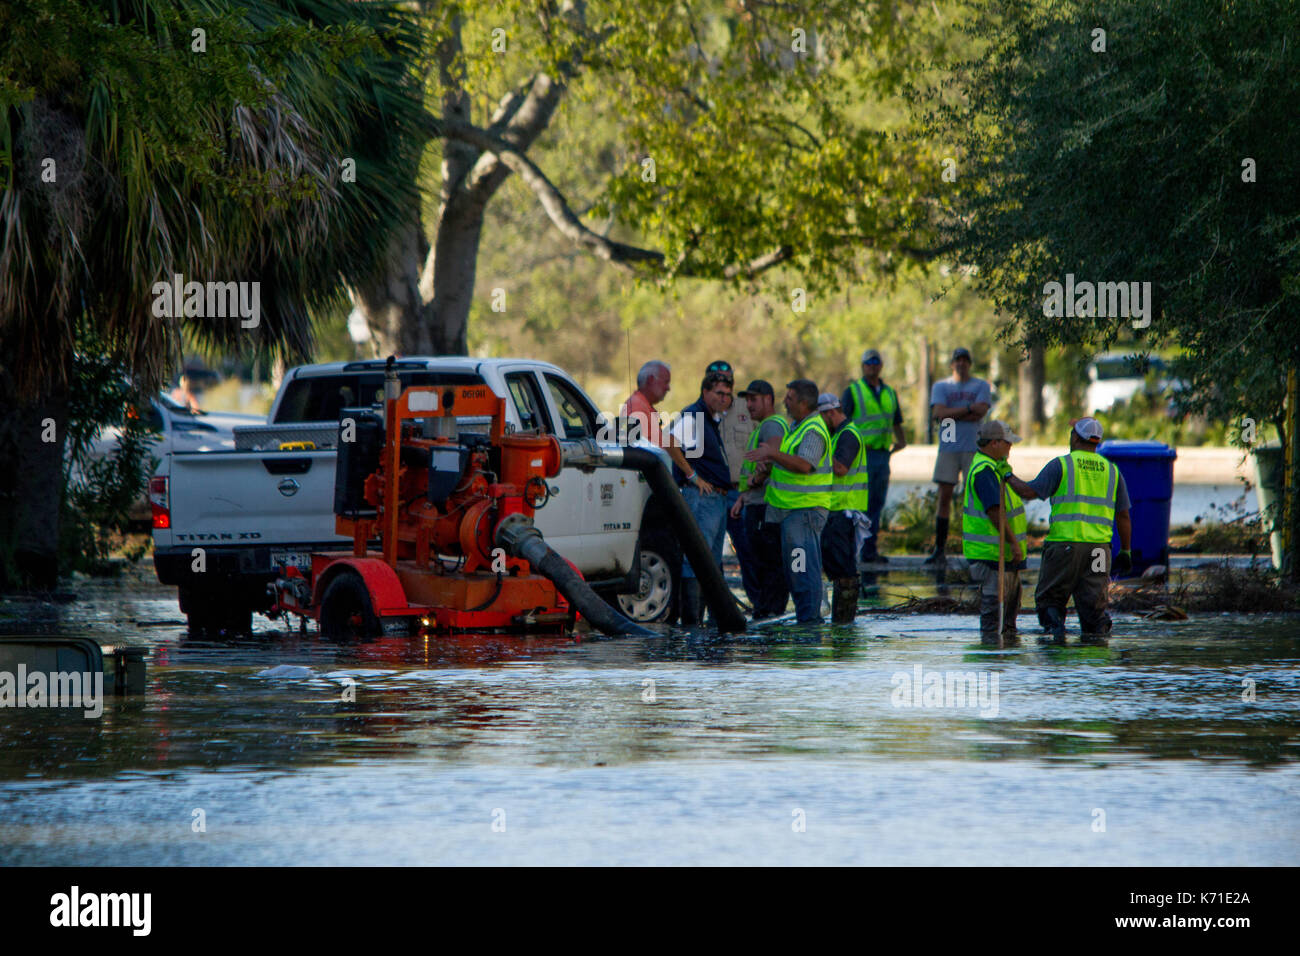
[730,380,790,618]
[818,393,869,623]
[744,379,832,624]
[709,359,761,608]
[962,421,1028,647]
[842,349,905,566]
[926,347,991,565]
[1005,417,1133,645]
[667,371,735,624]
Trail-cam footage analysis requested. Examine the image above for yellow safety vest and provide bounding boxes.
[848,379,898,450]
[961,452,1028,561]
[764,414,833,510]
[739,415,789,493]
[1046,450,1119,543]
[830,423,870,512]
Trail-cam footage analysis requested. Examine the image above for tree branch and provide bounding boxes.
[424,114,792,280]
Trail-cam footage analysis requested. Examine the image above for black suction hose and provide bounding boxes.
[496,519,657,638]
[613,447,748,633]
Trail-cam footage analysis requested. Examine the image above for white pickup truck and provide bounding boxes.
[150,358,681,632]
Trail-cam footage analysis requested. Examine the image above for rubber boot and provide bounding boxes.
[831,578,858,624]
[680,577,702,626]
[1038,606,1066,645]
[923,517,949,566]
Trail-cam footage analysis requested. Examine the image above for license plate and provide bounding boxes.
[271,551,311,571]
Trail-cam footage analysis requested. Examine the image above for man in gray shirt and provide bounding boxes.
[926,347,992,565]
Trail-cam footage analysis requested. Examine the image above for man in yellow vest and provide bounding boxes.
[730,380,790,618]
[744,379,832,623]
[962,421,1028,646]
[818,393,870,623]
[842,349,906,566]
[1006,418,1134,645]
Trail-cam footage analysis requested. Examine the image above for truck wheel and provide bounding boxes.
[319,570,382,641]
[617,522,679,624]
[180,587,253,636]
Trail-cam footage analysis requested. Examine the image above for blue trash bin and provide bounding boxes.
[1097,439,1177,576]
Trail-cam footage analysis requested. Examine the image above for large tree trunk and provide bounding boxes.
[347,200,488,358]
[350,218,437,356]
[424,197,487,355]
[0,379,68,591]
[1018,344,1045,441]
[348,7,571,359]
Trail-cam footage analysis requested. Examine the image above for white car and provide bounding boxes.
[1085,352,1173,413]
[76,393,263,521]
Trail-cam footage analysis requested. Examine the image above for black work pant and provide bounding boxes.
[743,503,789,618]
[821,510,858,579]
[1035,540,1113,635]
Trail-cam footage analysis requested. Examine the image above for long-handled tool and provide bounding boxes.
[996,473,1007,649]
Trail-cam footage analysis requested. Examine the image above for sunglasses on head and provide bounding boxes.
[707,362,733,375]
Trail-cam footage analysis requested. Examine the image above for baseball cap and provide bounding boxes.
[1073,417,1104,442]
[861,349,882,365]
[705,360,734,380]
[817,392,841,411]
[977,419,1022,444]
[951,347,973,362]
[738,379,774,398]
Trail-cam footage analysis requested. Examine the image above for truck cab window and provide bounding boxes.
[506,372,550,434]
[544,374,597,439]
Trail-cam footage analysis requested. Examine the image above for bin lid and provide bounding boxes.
[1097,439,1177,460]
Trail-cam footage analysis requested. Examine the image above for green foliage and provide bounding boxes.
[1099,395,1224,448]
[0,0,427,393]
[60,327,159,574]
[879,486,939,553]
[439,1,963,294]
[932,0,1300,432]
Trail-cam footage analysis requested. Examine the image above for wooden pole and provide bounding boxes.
[996,474,1007,649]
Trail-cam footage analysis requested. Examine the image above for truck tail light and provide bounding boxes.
[149,476,170,529]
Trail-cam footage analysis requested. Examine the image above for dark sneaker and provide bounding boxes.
[1001,631,1021,647]
[1079,633,1109,646]
[1038,630,1065,646]
[922,550,946,566]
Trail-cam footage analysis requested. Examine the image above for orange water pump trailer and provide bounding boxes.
[270,364,581,637]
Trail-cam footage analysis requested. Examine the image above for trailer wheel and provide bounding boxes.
[319,570,382,642]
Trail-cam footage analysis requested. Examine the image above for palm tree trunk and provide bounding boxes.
[0,382,68,591]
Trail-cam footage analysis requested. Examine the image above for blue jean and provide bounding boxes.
[778,507,828,622]
[681,484,728,579]
[861,449,892,558]
[725,489,760,602]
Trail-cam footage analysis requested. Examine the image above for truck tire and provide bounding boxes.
[617,517,680,624]
[319,570,383,641]
[179,586,253,636]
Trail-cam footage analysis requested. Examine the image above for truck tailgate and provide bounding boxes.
[160,450,346,548]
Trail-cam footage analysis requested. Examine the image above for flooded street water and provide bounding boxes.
[2,568,1298,865]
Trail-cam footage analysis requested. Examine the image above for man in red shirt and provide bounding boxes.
[620,360,672,448]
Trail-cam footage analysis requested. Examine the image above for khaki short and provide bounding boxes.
[932,449,977,489]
